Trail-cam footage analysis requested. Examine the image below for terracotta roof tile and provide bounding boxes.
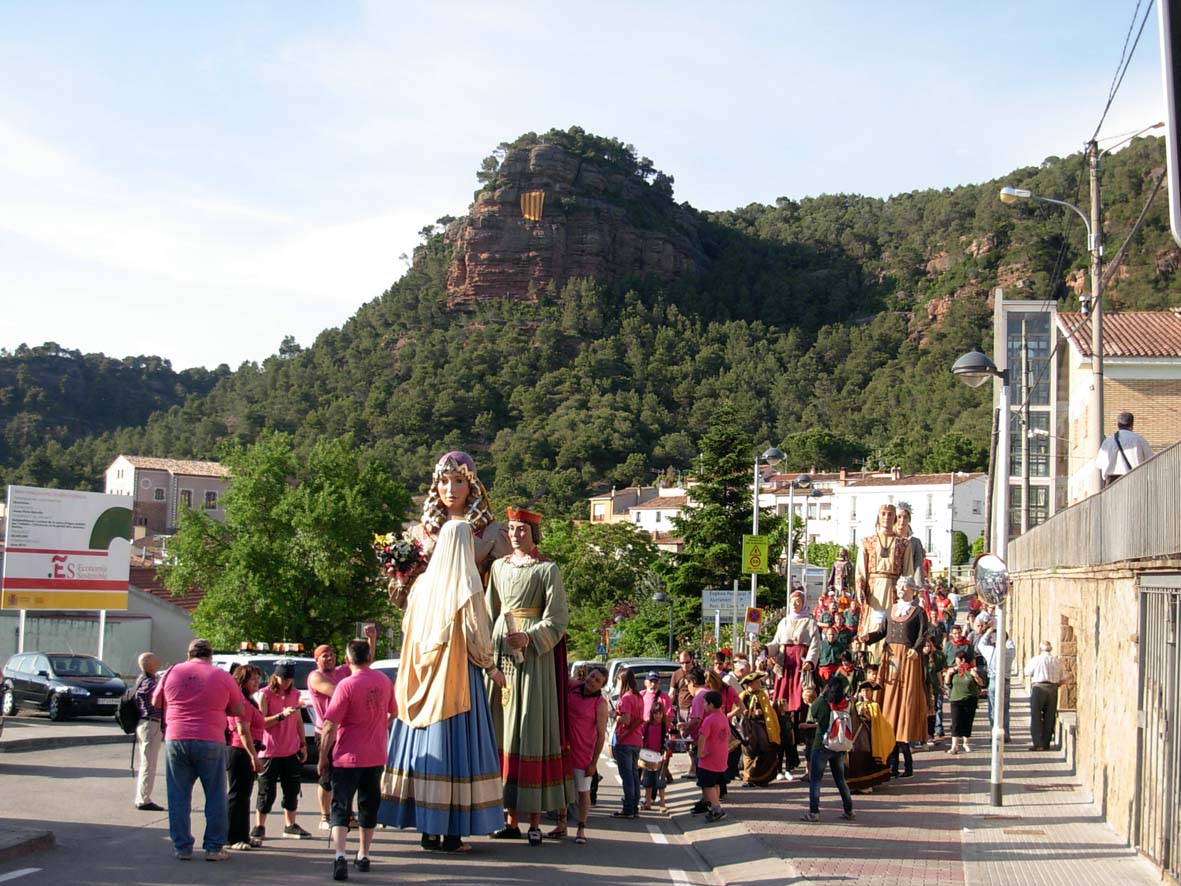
[629,495,689,510]
[1057,311,1181,358]
[130,565,205,612]
[844,472,985,488]
[122,455,230,478]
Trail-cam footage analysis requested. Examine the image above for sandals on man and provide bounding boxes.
[544,826,567,840]
[574,827,588,845]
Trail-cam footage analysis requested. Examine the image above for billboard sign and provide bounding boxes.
[2,485,133,610]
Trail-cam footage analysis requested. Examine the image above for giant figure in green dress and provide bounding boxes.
[486,507,574,846]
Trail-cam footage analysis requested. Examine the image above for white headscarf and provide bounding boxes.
[397,519,484,726]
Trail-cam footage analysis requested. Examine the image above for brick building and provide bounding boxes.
[1056,310,1181,503]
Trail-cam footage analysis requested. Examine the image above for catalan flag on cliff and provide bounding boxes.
[521,190,545,221]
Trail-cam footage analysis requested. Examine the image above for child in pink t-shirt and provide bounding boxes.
[695,691,729,822]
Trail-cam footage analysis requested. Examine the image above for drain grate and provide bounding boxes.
[1003,828,1047,836]
[1023,784,1077,792]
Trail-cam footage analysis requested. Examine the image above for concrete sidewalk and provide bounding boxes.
[0,713,129,861]
[0,711,132,753]
[671,687,1160,886]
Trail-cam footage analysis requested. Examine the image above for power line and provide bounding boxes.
[1091,0,1156,142]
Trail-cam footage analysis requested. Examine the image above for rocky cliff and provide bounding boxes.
[444,142,706,308]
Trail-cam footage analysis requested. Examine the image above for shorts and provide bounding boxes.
[318,757,333,791]
[329,765,383,830]
[256,753,302,813]
[573,768,592,793]
[696,767,725,789]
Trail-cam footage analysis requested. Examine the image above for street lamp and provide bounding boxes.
[952,348,1011,808]
[1000,175,1102,493]
[751,447,785,618]
[652,591,674,659]
[783,474,813,602]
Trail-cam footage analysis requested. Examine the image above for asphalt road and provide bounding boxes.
[0,736,726,886]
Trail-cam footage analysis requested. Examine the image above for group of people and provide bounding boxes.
[130,455,1072,875]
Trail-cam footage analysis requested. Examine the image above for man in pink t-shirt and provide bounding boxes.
[641,672,673,722]
[153,638,245,861]
[318,638,396,880]
[308,625,378,830]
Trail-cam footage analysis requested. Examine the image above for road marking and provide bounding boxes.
[668,868,692,886]
[646,823,668,844]
[0,870,41,883]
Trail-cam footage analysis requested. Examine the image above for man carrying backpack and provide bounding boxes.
[133,652,164,812]
[800,675,855,823]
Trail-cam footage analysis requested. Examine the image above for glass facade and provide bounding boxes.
[1008,484,1050,535]
[1007,312,1051,406]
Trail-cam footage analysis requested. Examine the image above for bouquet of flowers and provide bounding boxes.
[373,532,425,581]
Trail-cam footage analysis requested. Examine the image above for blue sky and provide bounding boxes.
[1,1,1168,369]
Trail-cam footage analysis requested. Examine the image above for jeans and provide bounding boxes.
[986,680,1011,740]
[933,689,945,737]
[887,741,913,775]
[165,740,229,854]
[615,744,640,815]
[807,747,852,815]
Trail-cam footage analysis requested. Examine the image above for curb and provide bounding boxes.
[0,733,133,753]
[0,829,55,862]
[668,806,808,886]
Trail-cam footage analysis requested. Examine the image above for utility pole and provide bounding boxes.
[1088,139,1105,494]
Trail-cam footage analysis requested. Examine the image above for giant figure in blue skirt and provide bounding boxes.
[378,518,507,853]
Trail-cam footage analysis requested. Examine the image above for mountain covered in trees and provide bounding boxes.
[4,127,1180,517]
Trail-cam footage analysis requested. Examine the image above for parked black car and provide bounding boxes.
[1,652,126,721]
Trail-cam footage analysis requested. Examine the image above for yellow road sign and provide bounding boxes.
[742,534,769,574]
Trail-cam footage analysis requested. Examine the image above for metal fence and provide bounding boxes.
[1135,575,1181,879]
[1010,441,1181,571]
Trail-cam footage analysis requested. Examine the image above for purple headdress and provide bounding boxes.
[420,451,495,534]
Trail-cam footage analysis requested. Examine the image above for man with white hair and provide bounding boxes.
[133,651,164,812]
[1024,641,1064,751]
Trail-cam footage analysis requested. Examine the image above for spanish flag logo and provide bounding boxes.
[520,190,545,221]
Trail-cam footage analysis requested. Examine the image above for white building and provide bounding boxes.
[105,454,230,535]
[763,469,987,572]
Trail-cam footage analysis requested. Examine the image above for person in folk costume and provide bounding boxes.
[879,576,929,778]
[854,504,915,656]
[386,451,511,609]
[486,507,575,846]
[846,679,894,793]
[895,503,927,587]
[767,590,820,776]
[737,671,782,786]
[377,520,506,853]
[827,547,853,596]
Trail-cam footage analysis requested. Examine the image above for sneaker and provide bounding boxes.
[783,772,796,782]
[705,809,726,822]
[284,823,313,839]
[205,849,231,862]
[136,801,165,811]
[800,812,820,823]
[333,856,349,881]
[354,856,371,872]
[926,740,937,749]
[690,800,709,814]
[249,826,265,840]
[229,842,253,850]
[775,772,787,781]
[839,811,856,821]
[320,817,331,831]
[174,850,192,861]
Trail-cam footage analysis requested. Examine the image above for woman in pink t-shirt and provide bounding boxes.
[226,666,265,850]
[253,663,308,841]
[612,670,644,819]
